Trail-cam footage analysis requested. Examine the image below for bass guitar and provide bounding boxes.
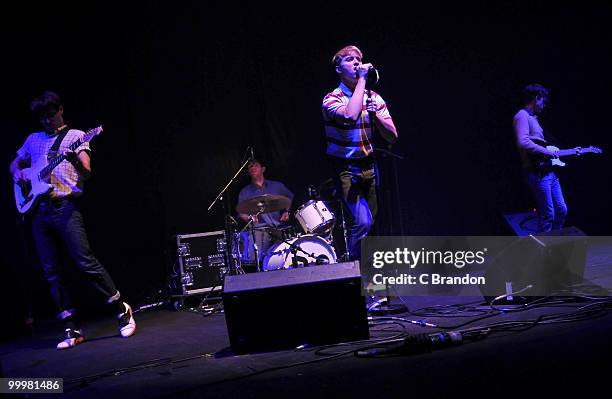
[14,126,103,214]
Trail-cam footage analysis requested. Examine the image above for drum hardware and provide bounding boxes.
[239,210,264,272]
[337,200,351,262]
[269,239,324,266]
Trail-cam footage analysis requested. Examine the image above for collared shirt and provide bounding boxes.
[237,179,294,227]
[322,82,392,159]
[16,129,91,198]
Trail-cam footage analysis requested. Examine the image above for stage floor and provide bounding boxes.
[2,243,612,398]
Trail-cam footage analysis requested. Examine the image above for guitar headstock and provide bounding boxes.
[83,125,103,142]
[89,125,103,136]
[587,146,603,154]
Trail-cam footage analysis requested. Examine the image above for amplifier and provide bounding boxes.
[176,231,228,295]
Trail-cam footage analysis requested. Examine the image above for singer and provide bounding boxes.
[322,45,398,260]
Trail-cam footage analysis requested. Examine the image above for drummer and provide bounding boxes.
[237,159,294,265]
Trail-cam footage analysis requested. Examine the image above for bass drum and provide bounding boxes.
[262,234,337,271]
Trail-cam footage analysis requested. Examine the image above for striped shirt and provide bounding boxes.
[16,129,91,199]
[322,82,391,159]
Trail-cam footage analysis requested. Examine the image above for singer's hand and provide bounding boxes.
[356,63,373,79]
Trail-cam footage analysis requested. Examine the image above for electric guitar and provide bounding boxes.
[531,138,603,167]
[14,126,103,214]
[544,145,603,167]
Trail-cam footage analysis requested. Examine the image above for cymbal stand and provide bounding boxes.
[207,156,252,275]
[239,206,264,272]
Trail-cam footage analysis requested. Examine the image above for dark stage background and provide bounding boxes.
[1,3,611,338]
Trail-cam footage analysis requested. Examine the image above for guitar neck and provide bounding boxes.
[557,148,596,157]
[39,129,98,178]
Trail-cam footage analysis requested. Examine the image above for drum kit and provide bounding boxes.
[234,192,343,272]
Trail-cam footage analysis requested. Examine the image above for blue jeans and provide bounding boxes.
[31,198,119,319]
[526,171,568,233]
[332,158,378,260]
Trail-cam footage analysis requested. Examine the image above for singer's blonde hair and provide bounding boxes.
[332,45,363,67]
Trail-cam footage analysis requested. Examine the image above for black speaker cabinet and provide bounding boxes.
[482,226,588,299]
[222,261,369,354]
[502,210,539,236]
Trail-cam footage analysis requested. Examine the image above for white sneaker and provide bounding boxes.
[56,328,85,350]
[117,302,136,337]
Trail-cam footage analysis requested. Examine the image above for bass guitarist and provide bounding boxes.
[9,91,136,349]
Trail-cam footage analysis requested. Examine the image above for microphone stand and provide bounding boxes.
[208,156,252,276]
[366,82,408,315]
[338,200,350,262]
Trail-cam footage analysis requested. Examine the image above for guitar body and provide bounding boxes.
[545,146,566,167]
[14,156,53,214]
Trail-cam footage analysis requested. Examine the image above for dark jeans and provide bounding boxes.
[31,198,119,319]
[331,157,378,260]
[526,170,568,233]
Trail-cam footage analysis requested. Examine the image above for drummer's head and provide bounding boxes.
[247,159,266,180]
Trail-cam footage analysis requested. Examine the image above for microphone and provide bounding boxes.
[250,146,255,161]
[366,67,379,88]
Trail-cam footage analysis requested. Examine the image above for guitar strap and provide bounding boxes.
[47,126,70,160]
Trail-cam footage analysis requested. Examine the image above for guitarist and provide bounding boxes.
[9,91,136,349]
[513,84,569,233]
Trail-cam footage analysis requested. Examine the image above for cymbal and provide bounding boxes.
[236,194,291,215]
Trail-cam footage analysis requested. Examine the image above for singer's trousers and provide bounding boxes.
[331,157,377,260]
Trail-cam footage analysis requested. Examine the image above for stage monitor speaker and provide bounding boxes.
[222,261,369,354]
[502,210,539,236]
[482,226,588,300]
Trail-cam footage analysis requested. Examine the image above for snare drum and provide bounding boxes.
[294,200,334,234]
[262,234,337,271]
